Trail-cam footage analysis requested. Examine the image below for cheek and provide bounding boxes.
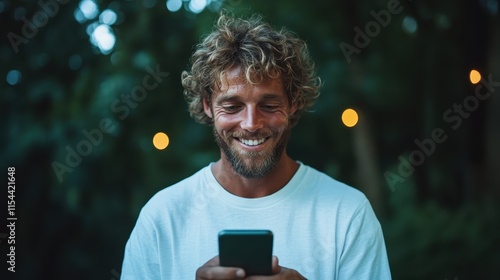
[213,109,292,132]
[213,109,242,127]
[214,115,237,128]
[269,112,291,128]
[213,115,238,136]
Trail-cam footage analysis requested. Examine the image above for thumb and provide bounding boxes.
[272,255,281,274]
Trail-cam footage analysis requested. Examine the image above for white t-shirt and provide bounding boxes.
[121,163,391,279]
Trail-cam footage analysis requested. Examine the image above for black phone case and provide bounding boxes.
[218,229,273,276]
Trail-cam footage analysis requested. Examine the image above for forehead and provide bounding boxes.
[213,66,285,99]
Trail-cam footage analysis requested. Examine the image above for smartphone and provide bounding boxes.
[218,229,273,276]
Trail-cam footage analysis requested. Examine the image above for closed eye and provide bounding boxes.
[222,105,242,113]
[261,105,280,112]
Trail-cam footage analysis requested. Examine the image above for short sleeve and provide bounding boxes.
[338,200,392,279]
[121,211,160,280]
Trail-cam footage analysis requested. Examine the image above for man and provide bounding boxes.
[121,12,391,279]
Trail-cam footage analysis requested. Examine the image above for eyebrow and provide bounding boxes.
[214,93,284,104]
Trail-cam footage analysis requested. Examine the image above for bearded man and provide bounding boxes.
[121,12,391,280]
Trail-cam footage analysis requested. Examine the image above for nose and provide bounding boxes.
[240,105,263,132]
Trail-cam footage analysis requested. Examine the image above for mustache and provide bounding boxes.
[228,131,272,139]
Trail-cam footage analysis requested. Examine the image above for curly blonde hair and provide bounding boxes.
[181,12,321,126]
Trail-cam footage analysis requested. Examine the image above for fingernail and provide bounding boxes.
[236,269,245,278]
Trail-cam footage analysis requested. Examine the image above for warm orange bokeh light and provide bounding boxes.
[342,108,359,128]
[153,132,170,150]
[469,69,481,84]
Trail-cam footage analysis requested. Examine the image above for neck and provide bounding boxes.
[211,152,299,198]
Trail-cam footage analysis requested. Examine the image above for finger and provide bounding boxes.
[196,265,245,280]
[271,256,281,274]
[204,256,220,266]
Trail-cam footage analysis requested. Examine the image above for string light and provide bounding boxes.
[153,132,170,150]
[469,69,481,84]
[341,108,359,128]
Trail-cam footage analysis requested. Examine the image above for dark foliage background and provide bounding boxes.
[1,0,499,279]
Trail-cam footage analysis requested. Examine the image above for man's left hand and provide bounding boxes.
[245,256,307,280]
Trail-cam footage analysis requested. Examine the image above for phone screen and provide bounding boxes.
[218,229,273,276]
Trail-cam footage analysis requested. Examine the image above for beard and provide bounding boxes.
[213,126,291,179]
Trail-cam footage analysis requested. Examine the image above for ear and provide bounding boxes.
[203,97,213,118]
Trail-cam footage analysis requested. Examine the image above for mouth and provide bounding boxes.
[236,137,268,147]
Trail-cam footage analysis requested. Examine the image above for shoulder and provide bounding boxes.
[138,165,210,220]
[301,164,367,201]
[298,164,370,213]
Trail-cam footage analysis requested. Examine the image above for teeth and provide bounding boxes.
[240,138,265,146]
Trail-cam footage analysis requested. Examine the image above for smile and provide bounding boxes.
[237,138,267,146]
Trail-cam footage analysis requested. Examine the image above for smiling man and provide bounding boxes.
[121,13,391,280]
[205,66,298,198]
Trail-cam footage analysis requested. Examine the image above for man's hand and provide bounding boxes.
[196,256,246,279]
[195,256,307,280]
